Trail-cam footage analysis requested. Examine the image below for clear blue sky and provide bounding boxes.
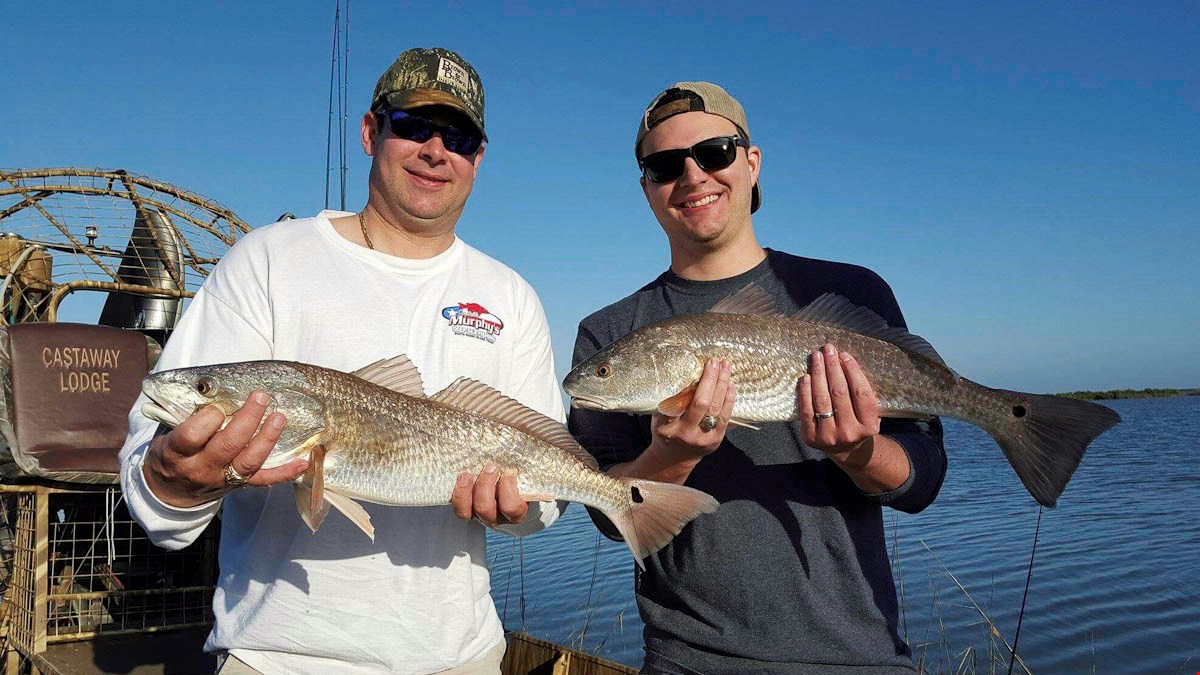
[3,1,1196,392]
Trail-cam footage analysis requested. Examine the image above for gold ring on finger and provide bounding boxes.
[222,463,250,487]
[699,414,719,432]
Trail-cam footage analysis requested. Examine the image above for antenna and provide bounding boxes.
[324,2,351,211]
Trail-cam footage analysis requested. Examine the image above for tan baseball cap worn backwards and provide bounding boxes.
[371,47,487,140]
[635,81,760,213]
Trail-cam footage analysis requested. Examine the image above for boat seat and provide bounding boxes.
[0,323,160,484]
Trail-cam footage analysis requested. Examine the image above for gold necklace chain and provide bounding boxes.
[358,210,374,250]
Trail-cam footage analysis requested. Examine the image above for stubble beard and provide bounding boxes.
[372,170,468,234]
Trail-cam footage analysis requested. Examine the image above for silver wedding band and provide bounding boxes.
[814,410,835,421]
[223,463,249,487]
[699,414,719,433]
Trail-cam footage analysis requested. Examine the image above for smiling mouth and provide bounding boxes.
[407,169,448,185]
[680,194,719,209]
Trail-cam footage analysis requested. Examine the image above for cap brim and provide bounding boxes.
[382,89,487,140]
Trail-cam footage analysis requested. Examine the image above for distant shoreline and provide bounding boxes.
[1054,388,1199,400]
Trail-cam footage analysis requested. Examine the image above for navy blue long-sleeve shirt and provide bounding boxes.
[569,249,948,674]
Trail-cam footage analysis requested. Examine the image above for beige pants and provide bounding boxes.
[216,640,506,674]
[215,654,261,675]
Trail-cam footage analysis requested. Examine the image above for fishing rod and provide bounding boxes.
[340,1,350,210]
[324,3,338,210]
[1008,507,1043,675]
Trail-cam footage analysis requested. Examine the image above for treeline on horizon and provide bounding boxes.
[1054,388,1198,400]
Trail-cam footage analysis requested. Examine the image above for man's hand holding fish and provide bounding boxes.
[610,358,735,486]
[451,462,529,526]
[142,390,307,508]
[798,343,913,495]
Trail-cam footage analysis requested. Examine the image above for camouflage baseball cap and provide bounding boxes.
[635,81,760,213]
[371,47,487,140]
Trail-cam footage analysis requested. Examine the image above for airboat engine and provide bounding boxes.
[97,208,184,345]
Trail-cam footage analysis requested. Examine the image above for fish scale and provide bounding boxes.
[279,364,628,510]
[664,314,963,422]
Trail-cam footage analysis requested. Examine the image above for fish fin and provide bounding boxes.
[791,293,951,369]
[308,445,327,513]
[352,354,426,397]
[603,479,719,570]
[294,445,330,532]
[294,483,331,533]
[322,491,375,541]
[728,418,761,430]
[430,378,600,471]
[987,391,1120,507]
[708,282,785,317]
[656,384,697,418]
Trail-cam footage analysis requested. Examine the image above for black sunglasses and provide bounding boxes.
[638,135,749,183]
[376,109,484,156]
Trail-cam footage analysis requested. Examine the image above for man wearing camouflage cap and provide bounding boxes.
[569,82,948,673]
[121,47,566,674]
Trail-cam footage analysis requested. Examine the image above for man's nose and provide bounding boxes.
[678,157,709,184]
[418,133,449,162]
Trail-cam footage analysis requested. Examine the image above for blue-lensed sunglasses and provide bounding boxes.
[376,109,484,156]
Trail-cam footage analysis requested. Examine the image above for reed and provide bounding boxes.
[890,510,1035,675]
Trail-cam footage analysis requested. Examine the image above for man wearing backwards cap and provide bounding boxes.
[569,82,948,673]
[119,47,566,674]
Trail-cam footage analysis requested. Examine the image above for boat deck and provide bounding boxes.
[28,627,215,675]
[23,629,637,674]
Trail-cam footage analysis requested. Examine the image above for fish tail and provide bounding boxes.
[604,479,719,569]
[984,390,1121,507]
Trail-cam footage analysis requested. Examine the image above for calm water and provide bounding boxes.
[488,396,1200,674]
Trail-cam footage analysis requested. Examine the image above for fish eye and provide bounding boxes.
[595,364,612,378]
[195,377,217,397]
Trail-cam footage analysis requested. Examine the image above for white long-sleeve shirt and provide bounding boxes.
[118,211,566,674]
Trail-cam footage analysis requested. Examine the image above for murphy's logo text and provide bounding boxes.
[42,346,121,393]
[441,302,504,343]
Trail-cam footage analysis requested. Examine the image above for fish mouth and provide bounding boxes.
[569,396,610,411]
[141,399,187,427]
[140,381,200,428]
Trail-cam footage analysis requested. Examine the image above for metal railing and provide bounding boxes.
[1,484,217,665]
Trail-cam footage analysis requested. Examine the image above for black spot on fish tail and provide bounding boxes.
[988,392,1120,507]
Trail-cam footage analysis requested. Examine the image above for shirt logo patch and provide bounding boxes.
[442,302,504,343]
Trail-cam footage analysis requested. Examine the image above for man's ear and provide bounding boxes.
[361,111,380,156]
[470,143,487,175]
[746,144,762,186]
